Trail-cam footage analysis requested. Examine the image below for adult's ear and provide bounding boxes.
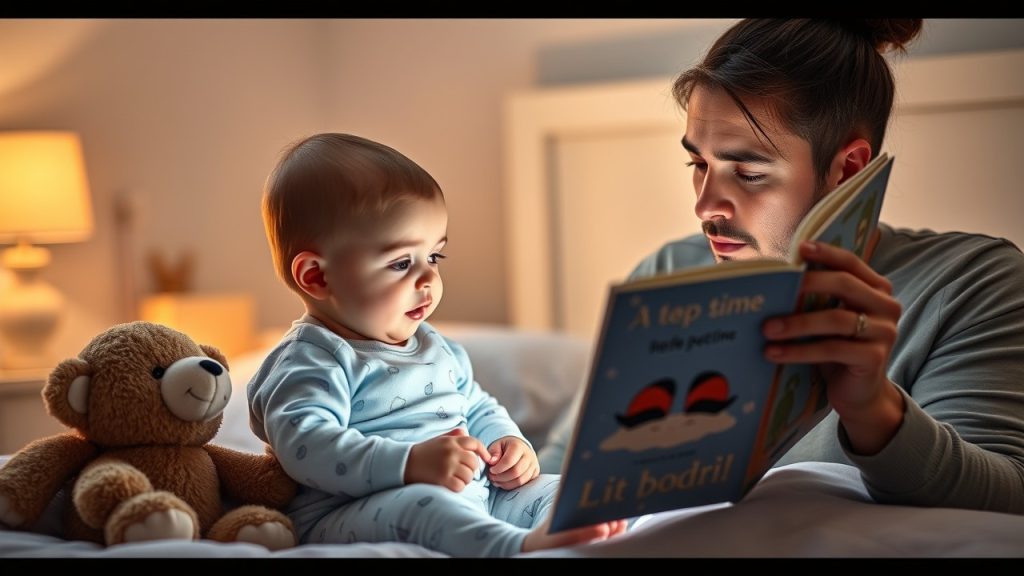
[200,344,229,372]
[43,358,93,430]
[827,138,872,188]
[291,250,330,301]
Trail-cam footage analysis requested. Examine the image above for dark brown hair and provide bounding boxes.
[262,133,442,291]
[673,19,923,185]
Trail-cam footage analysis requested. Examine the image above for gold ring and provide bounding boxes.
[853,312,868,339]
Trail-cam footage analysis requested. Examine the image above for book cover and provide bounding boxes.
[548,154,894,532]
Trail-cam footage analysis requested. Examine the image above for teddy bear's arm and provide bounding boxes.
[204,444,297,509]
[0,432,97,528]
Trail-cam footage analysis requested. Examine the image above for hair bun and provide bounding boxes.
[844,19,923,54]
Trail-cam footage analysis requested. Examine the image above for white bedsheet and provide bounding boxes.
[2,324,1022,557]
[3,461,1022,557]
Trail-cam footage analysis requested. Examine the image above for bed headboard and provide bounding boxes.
[503,49,1024,343]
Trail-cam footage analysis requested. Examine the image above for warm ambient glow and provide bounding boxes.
[140,293,256,358]
[0,131,94,245]
[0,131,94,370]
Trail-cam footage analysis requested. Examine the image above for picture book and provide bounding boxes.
[548,153,895,531]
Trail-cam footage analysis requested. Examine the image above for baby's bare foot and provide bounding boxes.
[521,516,626,552]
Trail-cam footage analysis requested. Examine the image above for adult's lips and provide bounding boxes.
[706,235,747,254]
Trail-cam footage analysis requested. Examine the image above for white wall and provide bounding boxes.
[0,18,698,359]
[0,18,1018,361]
[319,19,708,325]
[0,19,327,357]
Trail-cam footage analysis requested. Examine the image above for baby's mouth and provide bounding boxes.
[406,301,431,320]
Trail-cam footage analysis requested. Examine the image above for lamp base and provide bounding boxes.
[0,253,62,371]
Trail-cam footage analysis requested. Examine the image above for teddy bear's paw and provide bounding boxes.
[236,521,296,550]
[122,508,195,543]
[0,493,25,527]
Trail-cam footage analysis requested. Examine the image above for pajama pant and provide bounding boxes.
[303,473,561,557]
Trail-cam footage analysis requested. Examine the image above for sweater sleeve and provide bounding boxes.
[841,239,1024,513]
[250,339,412,498]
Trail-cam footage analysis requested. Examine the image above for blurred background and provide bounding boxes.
[1,18,1022,362]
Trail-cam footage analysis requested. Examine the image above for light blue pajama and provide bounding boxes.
[305,474,560,557]
[247,315,558,556]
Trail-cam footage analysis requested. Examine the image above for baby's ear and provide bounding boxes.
[200,344,229,372]
[292,250,330,300]
[42,358,93,430]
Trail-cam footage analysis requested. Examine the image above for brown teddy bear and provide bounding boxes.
[0,321,298,549]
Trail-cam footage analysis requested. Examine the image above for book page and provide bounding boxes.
[741,154,894,482]
[622,258,798,291]
[788,153,893,263]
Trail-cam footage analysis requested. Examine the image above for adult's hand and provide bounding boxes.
[762,240,905,454]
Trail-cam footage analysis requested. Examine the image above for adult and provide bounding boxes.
[541,19,1024,514]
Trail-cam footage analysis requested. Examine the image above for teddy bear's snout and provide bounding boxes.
[159,355,232,422]
[199,359,223,376]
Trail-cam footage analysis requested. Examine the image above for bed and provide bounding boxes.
[2,322,1023,557]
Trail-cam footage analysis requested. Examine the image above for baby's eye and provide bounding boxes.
[389,260,411,271]
[428,253,447,265]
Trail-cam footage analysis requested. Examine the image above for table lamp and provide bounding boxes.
[0,131,94,370]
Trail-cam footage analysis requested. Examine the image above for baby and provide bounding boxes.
[247,133,626,556]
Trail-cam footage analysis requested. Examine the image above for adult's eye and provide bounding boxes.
[736,171,767,184]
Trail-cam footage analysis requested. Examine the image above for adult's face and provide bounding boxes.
[683,84,821,262]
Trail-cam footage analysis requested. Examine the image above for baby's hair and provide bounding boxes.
[262,133,442,291]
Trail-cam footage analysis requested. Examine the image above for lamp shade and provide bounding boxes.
[0,131,94,244]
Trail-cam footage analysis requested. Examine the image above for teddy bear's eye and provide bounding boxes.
[152,366,166,379]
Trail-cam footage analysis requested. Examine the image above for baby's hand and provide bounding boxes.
[487,436,540,490]
[405,428,495,492]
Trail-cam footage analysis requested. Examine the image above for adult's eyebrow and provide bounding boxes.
[681,135,775,164]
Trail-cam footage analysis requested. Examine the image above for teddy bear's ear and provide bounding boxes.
[42,357,93,429]
[200,344,229,372]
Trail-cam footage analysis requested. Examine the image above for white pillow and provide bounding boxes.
[213,349,272,454]
[537,386,583,474]
[436,322,590,449]
[214,322,591,453]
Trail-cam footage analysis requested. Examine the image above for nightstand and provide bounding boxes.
[0,369,65,454]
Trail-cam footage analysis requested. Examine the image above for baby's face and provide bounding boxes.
[319,195,447,345]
